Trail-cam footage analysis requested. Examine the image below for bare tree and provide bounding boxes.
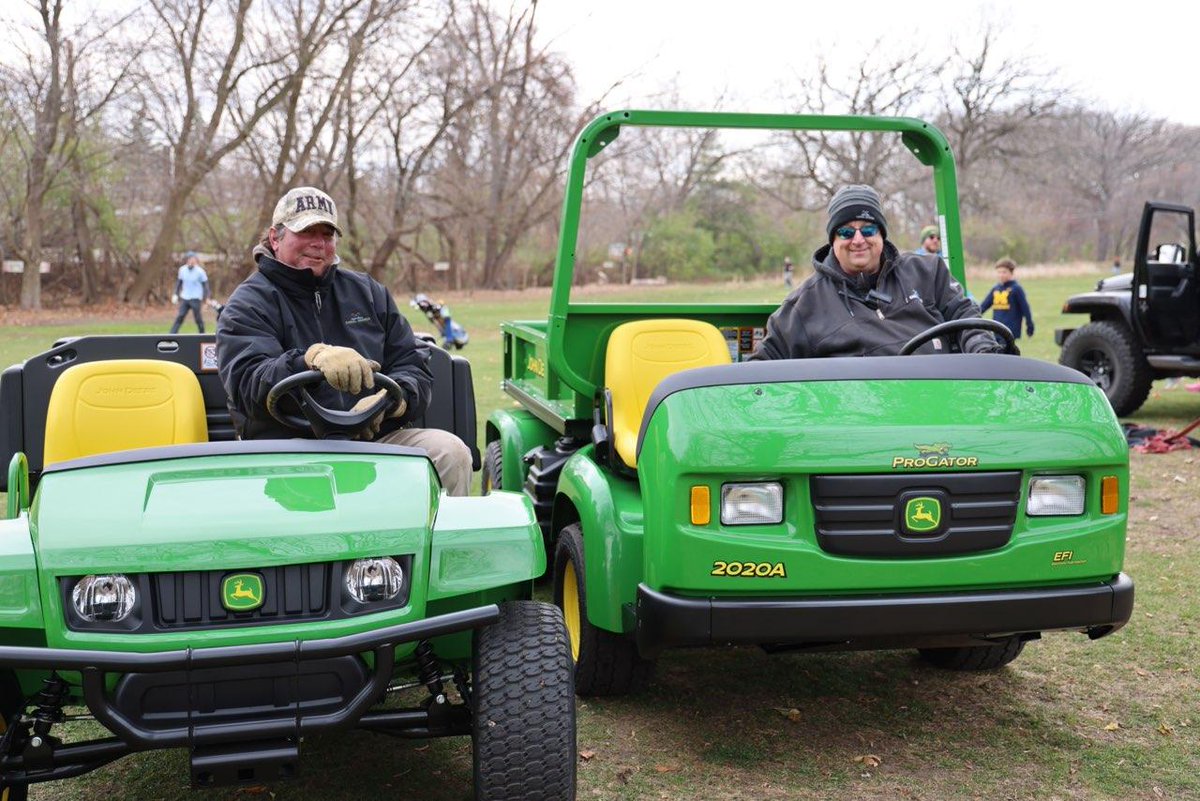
[235,0,413,251]
[936,22,1064,213]
[773,43,940,208]
[1046,107,1194,260]
[425,0,586,289]
[0,0,138,308]
[0,0,68,310]
[123,0,374,303]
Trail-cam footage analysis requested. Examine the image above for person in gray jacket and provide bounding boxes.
[751,184,1002,360]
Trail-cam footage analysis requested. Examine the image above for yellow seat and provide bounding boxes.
[605,319,732,468]
[44,360,208,466]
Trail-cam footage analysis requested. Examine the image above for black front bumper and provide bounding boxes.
[635,574,1134,658]
[0,606,496,753]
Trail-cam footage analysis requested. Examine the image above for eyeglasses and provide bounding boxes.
[834,224,879,240]
[925,234,941,240]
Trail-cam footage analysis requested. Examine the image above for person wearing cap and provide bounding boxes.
[168,251,210,333]
[751,184,1002,360]
[914,225,943,257]
[216,186,472,495]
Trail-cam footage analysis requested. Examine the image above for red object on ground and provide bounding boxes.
[1187,382,1200,393]
[1133,415,1200,453]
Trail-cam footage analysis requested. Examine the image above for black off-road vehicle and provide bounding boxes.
[1058,201,1200,415]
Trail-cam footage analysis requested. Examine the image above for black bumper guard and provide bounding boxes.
[636,574,1135,658]
[0,605,498,785]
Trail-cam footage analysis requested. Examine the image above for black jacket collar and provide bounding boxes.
[256,253,339,299]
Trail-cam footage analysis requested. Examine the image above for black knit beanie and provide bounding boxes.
[826,184,889,242]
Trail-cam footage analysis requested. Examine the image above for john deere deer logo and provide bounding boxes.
[904,497,941,533]
[914,442,951,457]
[221,573,264,611]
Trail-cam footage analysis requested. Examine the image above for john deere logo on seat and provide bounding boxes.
[904,497,941,533]
[221,573,264,612]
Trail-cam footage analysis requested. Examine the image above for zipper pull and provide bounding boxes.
[314,291,322,313]
[876,308,885,320]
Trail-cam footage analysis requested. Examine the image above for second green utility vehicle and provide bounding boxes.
[485,110,1134,696]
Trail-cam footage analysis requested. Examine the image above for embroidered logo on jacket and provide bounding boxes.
[345,311,371,325]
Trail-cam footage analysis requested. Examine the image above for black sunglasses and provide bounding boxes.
[834,224,880,240]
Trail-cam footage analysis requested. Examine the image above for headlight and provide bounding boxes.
[1027,476,1085,516]
[345,557,404,603]
[71,574,137,622]
[721,482,784,525]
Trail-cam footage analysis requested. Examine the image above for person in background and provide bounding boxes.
[169,251,210,333]
[783,257,794,288]
[216,186,472,495]
[914,225,943,257]
[751,184,1003,359]
[979,257,1035,340]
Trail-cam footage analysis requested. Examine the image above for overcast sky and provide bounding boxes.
[536,0,1200,126]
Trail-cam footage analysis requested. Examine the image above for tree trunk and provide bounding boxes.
[19,202,44,309]
[123,184,191,303]
[72,194,99,304]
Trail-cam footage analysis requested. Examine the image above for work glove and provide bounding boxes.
[304,343,380,394]
[349,388,408,440]
[1026,323,1035,337]
[171,294,179,304]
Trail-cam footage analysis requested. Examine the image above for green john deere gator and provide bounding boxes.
[484,110,1135,695]
[0,334,574,798]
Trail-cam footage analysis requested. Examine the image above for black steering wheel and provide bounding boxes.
[265,370,403,439]
[899,318,1018,356]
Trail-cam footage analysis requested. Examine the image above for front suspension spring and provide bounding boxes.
[31,674,70,738]
[414,640,444,698]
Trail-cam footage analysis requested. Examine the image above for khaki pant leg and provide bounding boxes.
[376,427,473,497]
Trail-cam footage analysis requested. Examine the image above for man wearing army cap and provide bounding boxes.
[217,186,471,495]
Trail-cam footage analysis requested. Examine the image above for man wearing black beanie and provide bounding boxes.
[751,184,1004,360]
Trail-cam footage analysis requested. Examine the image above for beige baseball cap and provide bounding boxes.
[272,186,343,236]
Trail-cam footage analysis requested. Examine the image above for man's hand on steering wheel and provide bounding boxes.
[899,318,1019,356]
[304,343,380,394]
[350,388,409,439]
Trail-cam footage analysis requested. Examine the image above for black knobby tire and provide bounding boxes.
[553,524,654,697]
[472,601,575,801]
[481,440,503,494]
[918,637,1025,671]
[1059,321,1153,416]
[0,671,28,801]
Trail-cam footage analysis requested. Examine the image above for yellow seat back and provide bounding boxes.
[605,319,732,468]
[44,360,208,466]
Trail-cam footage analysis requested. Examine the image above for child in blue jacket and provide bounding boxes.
[980,257,1034,339]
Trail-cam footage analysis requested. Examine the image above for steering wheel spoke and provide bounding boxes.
[266,370,404,439]
[899,318,1018,356]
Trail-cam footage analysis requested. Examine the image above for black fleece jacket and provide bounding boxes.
[217,254,433,440]
[751,241,999,359]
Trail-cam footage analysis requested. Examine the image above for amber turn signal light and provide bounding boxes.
[690,485,711,525]
[1101,475,1119,515]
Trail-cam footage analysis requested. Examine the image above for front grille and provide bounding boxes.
[153,563,332,629]
[60,556,413,633]
[811,471,1021,558]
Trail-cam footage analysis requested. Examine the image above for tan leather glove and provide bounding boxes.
[304,343,380,394]
[349,388,409,440]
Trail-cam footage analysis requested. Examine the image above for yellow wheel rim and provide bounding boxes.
[562,560,582,662]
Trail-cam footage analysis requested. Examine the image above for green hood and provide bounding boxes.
[31,452,437,575]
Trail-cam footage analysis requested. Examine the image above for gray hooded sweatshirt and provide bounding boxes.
[750,241,998,360]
